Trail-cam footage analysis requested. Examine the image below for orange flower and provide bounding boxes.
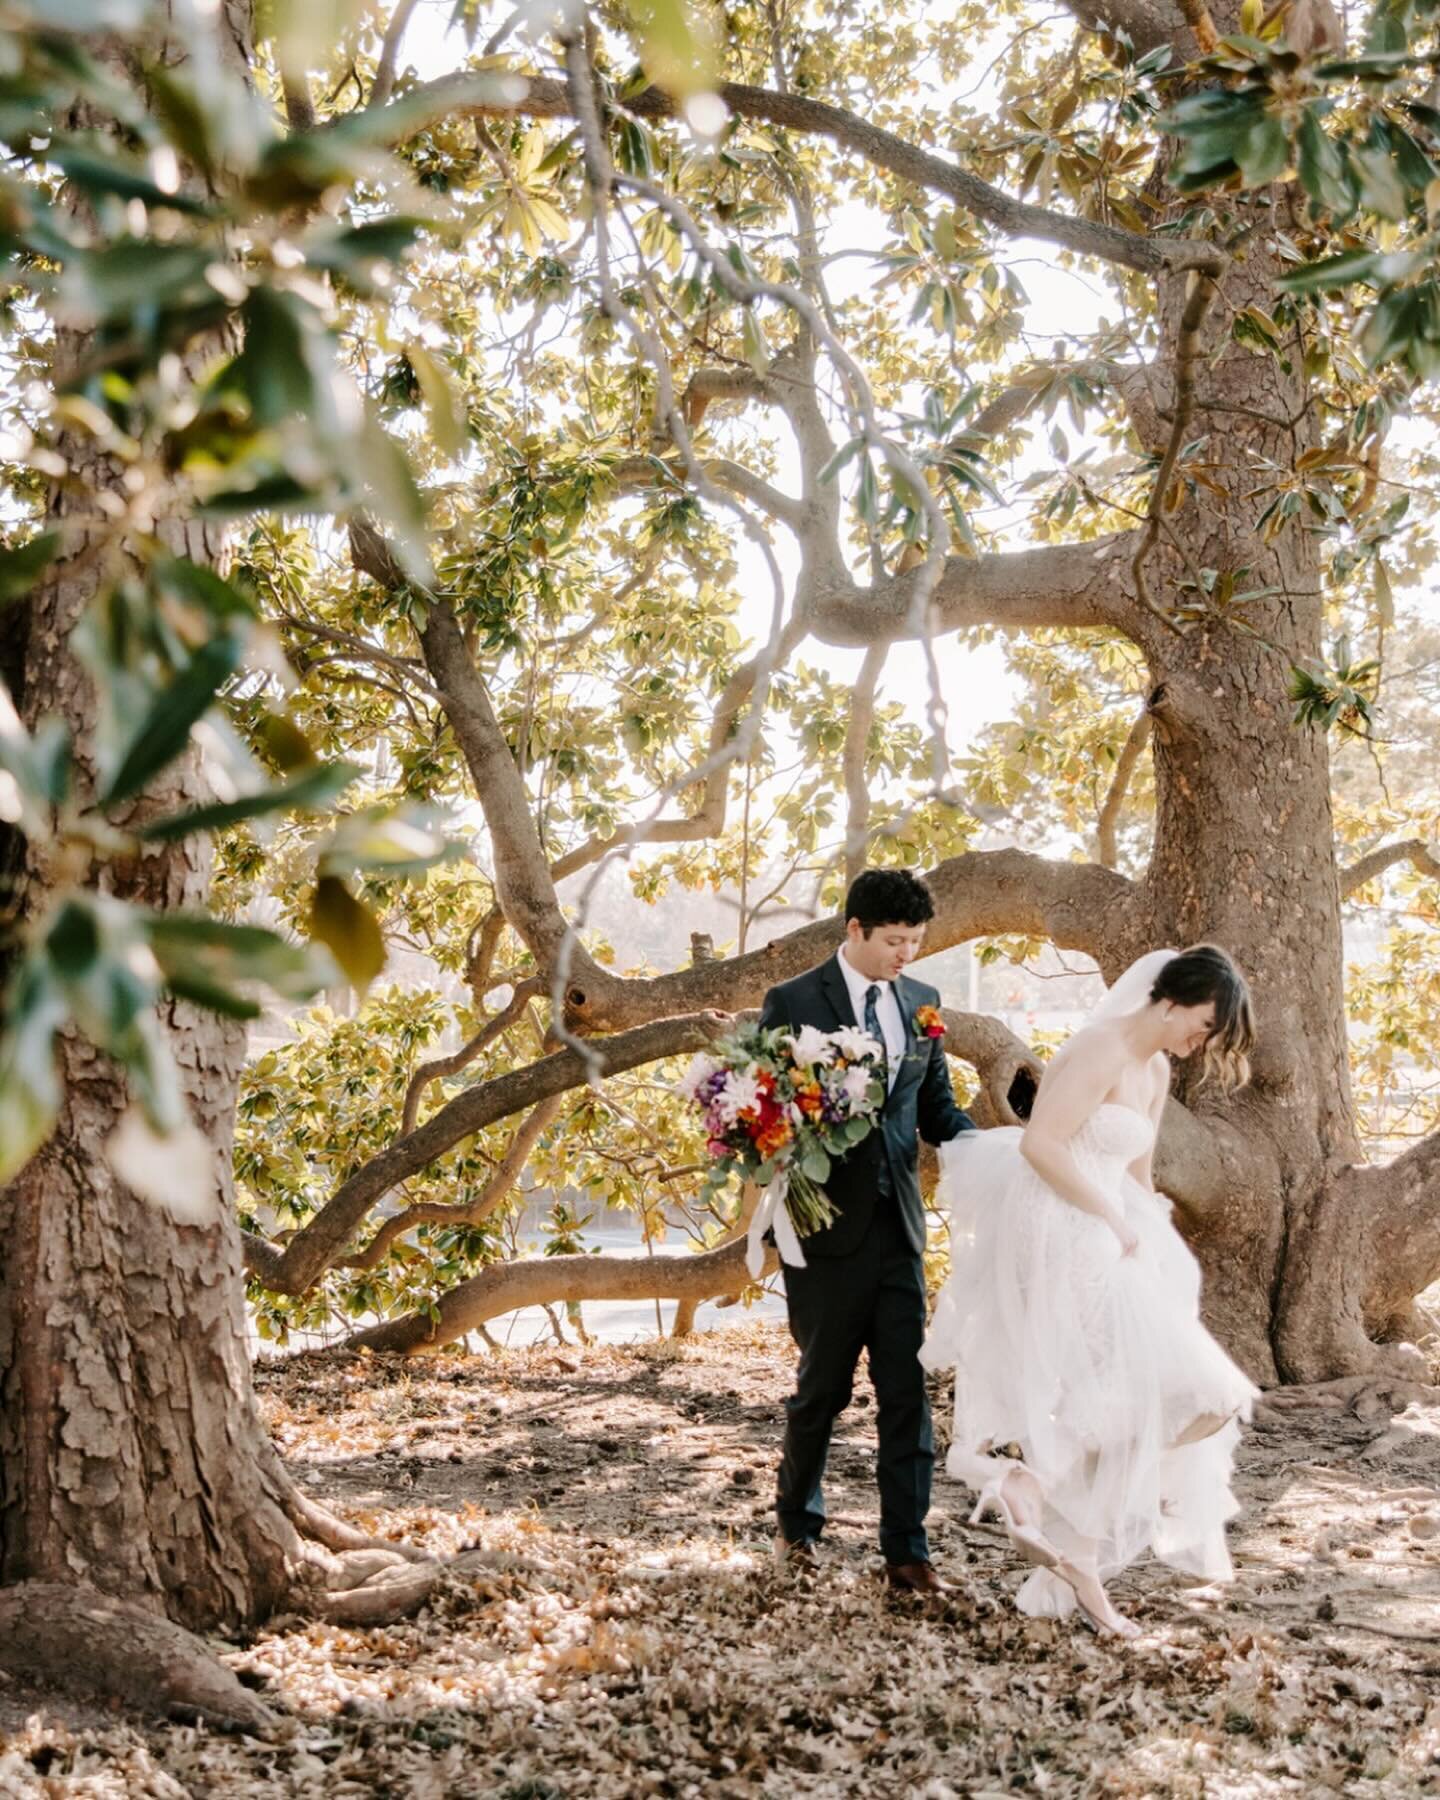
[756,1118,792,1157]
[914,1004,946,1040]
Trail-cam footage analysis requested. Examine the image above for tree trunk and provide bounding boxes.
[1127,177,1418,1384]
[0,4,411,1717]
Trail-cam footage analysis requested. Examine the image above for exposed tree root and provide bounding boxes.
[0,1584,275,1732]
[276,1464,433,1564]
[306,1556,443,1626]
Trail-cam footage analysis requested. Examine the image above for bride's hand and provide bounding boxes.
[1110,1216,1139,1258]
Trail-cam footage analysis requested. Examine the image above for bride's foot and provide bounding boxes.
[970,1465,1061,1572]
[1054,1559,1141,1639]
[1169,1408,1234,1449]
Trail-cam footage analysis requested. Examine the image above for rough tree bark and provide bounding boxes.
[0,4,437,1724]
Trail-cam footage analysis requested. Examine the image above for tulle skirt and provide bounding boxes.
[921,1128,1258,1611]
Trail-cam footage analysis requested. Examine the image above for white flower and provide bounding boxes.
[839,1065,874,1108]
[832,1025,884,1063]
[788,1024,836,1068]
[713,1070,762,1123]
[676,1053,719,1101]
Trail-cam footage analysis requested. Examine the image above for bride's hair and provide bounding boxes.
[1150,945,1254,1090]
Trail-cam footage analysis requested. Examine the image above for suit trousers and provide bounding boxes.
[775,1202,933,1565]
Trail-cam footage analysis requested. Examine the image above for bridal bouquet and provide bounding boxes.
[677,1022,888,1276]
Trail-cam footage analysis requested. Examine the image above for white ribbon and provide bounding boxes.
[745,1169,808,1279]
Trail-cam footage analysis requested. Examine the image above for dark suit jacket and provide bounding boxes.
[759,956,975,1258]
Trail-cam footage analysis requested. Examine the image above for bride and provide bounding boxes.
[921,945,1259,1638]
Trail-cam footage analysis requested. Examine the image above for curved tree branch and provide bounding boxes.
[607,453,802,528]
[560,847,1136,1030]
[1096,705,1153,867]
[397,75,1225,279]
[341,1094,562,1274]
[1340,836,1440,899]
[241,1011,738,1294]
[344,1233,780,1356]
[807,531,1144,647]
[400,978,540,1135]
[369,0,420,109]
[1351,1127,1440,1334]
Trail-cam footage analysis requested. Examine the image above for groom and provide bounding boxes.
[759,867,975,1594]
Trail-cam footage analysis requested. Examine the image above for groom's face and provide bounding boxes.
[846,918,927,982]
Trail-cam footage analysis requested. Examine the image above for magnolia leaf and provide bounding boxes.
[138,760,360,842]
[623,0,719,100]
[0,957,66,1183]
[0,531,60,603]
[101,633,244,805]
[406,343,468,459]
[310,874,386,991]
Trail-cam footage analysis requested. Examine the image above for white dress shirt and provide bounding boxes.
[836,947,905,1091]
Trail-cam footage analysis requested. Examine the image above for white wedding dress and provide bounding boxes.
[921,1096,1258,1615]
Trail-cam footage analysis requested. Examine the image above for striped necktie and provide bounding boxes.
[864,983,889,1088]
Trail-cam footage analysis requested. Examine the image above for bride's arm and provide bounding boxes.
[1019,1037,1138,1255]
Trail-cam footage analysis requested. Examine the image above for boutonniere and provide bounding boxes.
[914,1004,946,1040]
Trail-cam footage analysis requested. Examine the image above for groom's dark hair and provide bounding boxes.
[844,868,936,935]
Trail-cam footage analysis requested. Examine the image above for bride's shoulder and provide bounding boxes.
[1054,1021,1129,1066]
[1042,1023,1130,1093]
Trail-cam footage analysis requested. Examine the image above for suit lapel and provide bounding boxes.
[819,954,858,1030]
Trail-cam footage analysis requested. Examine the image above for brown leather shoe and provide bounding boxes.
[773,1534,819,1571]
[884,1559,949,1596]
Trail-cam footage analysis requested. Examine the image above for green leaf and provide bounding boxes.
[623,0,719,100]
[0,531,60,604]
[229,288,318,429]
[318,802,464,879]
[146,914,332,1012]
[56,240,212,326]
[50,142,213,217]
[137,760,360,841]
[1374,559,1394,627]
[1351,144,1409,221]
[149,556,258,624]
[101,634,243,805]
[303,216,427,293]
[309,873,386,991]
[1275,248,1386,294]
[268,0,371,85]
[404,342,468,459]
[17,0,148,27]
[818,435,865,485]
[0,956,66,1183]
[0,715,71,836]
[800,1149,831,1185]
[1296,111,1355,220]
[1235,114,1289,187]
[352,416,431,584]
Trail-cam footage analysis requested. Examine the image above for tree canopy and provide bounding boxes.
[1,0,1439,1376]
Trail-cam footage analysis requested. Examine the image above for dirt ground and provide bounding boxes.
[3,1320,1440,1797]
